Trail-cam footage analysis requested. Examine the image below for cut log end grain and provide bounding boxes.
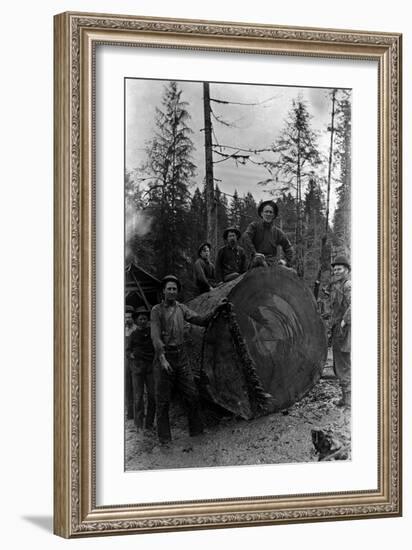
[185,265,328,419]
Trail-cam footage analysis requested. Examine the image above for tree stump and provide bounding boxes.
[185,265,327,419]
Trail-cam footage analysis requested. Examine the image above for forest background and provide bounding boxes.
[125,79,351,300]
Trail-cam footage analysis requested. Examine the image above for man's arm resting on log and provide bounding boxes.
[276,228,294,266]
[181,300,229,326]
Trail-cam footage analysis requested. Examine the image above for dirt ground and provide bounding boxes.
[125,353,351,471]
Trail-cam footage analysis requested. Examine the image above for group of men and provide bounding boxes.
[126,276,228,445]
[125,199,352,447]
[194,200,293,294]
[193,199,294,294]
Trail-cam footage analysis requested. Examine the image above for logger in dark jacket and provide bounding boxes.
[125,305,137,420]
[330,256,351,408]
[243,200,293,268]
[150,275,228,445]
[216,227,247,282]
[127,306,156,431]
[193,242,216,294]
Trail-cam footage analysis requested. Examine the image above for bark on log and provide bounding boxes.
[185,265,327,419]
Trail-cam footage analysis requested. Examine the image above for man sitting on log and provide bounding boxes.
[243,200,294,268]
[150,275,228,445]
[330,256,351,408]
[216,227,247,282]
[193,242,216,294]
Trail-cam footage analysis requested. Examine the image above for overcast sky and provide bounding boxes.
[126,78,350,211]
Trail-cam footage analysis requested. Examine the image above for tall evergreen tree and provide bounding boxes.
[215,185,229,250]
[239,192,257,234]
[262,99,322,276]
[332,90,351,257]
[138,81,197,281]
[302,178,328,286]
[277,192,297,239]
[229,190,242,228]
[189,187,207,258]
[303,179,323,247]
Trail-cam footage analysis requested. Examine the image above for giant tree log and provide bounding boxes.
[185,265,327,419]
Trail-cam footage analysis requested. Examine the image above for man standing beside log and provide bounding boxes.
[127,306,156,432]
[330,256,351,408]
[150,275,228,445]
[243,200,293,268]
[125,305,137,420]
[215,227,247,282]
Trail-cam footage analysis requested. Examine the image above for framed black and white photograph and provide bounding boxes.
[53,12,402,538]
[124,77,351,471]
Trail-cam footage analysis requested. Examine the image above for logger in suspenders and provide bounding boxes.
[330,256,352,408]
[150,275,228,445]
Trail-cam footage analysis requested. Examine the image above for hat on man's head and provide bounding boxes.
[160,274,181,291]
[257,200,278,218]
[331,255,351,271]
[125,304,135,314]
[223,227,241,241]
[197,242,211,257]
[135,306,150,317]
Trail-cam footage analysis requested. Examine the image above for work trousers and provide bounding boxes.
[332,326,351,392]
[154,347,204,444]
[130,359,156,430]
[125,361,134,419]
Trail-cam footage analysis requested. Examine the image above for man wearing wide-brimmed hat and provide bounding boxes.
[243,199,293,267]
[127,306,156,432]
[216,226,247,282]
[330,255,351,408]
[193,242,216,294]
[150,275,228,445]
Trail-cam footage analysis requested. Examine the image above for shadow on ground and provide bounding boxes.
[22,515,53,533]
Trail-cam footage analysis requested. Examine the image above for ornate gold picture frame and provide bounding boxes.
[54,11,402,538]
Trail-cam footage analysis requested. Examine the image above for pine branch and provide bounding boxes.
[209,94,279,107]
[212,143,272,154]
[212,150,250,165]
[210,108,234,128]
